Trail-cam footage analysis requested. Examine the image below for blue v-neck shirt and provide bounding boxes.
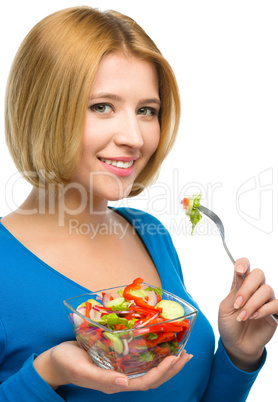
[0,208,265,401]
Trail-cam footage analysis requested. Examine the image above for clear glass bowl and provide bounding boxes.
[63,283,198,378]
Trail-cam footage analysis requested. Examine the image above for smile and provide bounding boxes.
[99,158,134,169]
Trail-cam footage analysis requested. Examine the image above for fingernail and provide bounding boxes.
[234,296,243,309]
[237,310,247,322]
[115,377,128,387]
[236,264,245,274]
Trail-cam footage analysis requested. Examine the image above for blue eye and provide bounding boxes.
[90,103,113,113]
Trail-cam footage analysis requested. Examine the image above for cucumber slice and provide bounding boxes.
[105,297,128,308]
[103,332,123,354]
[129,289,147,299]
[156,300,184,320]
[94,340,110,353]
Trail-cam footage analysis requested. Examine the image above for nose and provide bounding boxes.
[114,111,144,149]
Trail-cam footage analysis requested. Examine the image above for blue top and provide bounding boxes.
[0,208,265,401]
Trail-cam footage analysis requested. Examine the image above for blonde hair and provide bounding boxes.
[5,6,180,196]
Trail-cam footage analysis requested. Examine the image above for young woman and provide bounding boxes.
[0,6,277,401]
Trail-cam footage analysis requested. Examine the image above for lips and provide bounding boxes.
[99,157,134,169]
[98,156,137,177]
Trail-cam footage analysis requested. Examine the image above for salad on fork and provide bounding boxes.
[181,194,278,325]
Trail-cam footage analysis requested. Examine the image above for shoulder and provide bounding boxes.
[0,218,30,277]
[0,220,15,246]
[0,214,26,245]
[0,221,20,275]
[113,207,169,233]
[113,207,177,251]
[112,206,163,223]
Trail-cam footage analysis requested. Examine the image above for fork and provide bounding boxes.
[198,205,278,325]
[199,205,235,265]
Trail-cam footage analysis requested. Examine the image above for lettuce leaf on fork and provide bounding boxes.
[181,194,202,235]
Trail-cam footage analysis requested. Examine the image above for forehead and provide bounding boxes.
[89,52,159,97]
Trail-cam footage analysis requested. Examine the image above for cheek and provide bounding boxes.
[83,115,113,149]
[144,123,160,157]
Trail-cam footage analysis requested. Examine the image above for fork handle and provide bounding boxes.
[271,314,278,325]
[222,239,235,265]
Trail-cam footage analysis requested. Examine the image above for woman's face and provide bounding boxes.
[71,52,161,203]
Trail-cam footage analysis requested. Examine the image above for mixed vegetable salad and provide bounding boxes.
[181,194,202,234]
[70,278,191,376]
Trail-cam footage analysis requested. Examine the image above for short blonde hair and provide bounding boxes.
[5,6,180,196]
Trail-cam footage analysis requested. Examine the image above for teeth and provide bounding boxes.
[100,158,134,169]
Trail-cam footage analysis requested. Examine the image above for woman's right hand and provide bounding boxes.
[33,341,192,393]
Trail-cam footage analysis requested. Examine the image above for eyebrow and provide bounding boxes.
[89,92,161,106]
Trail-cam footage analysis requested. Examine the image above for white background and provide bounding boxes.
[0,1,277,400]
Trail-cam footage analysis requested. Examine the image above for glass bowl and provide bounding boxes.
[63,283,198,378]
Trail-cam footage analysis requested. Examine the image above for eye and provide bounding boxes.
[89,103,113,114]
[137,107,157,116]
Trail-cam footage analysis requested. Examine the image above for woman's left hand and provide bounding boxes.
[219,258,277,371]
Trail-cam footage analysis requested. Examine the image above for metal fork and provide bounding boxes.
[199,205,235,265]
[198,205,278,325]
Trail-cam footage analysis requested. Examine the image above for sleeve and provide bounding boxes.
[200,338,266,402]
[0,317,65,402]
[0,355,66,402]
[155,217,267,401]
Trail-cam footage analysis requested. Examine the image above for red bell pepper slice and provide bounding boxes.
[145,331,176,347]
[85,301,92,318]
[181,197,188,210]
[176,327,188,343]
[175,319,190,328]
[133,321,186,336]
[128,306,158,316]
[154,324,184,333]
[155,346,171,355]
[114,324,127,330]
[123,278,162,312]
[128,338,147,349]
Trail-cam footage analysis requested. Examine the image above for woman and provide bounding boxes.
[0,6,277,401]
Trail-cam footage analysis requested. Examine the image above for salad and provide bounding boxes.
[70,278,192,376]
[181,194,202,234]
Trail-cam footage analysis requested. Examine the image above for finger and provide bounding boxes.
[150,351,193,388]
[59,348,129,391]
[249,298,278,321]
[235,283,274,322]
[70,363,129,392]
[128,354,178,390]
[144,351,193,389]
[233,268,265,311]
[128,351,193,391]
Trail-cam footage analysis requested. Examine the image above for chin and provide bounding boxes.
[92,182,133,202]
[107,188,132,201]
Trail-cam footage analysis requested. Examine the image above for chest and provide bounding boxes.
[22,226,161,292]
[1,240,214,402]
[57,236,161,291]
